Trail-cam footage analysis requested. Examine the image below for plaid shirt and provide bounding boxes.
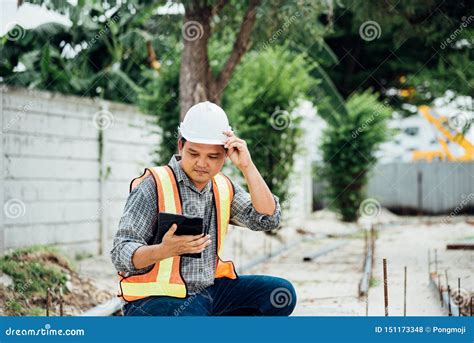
[111,155,281,295]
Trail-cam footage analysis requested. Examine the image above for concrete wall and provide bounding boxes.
[367,161,474,214]
[1,87,160,256]
[1,87,315,264]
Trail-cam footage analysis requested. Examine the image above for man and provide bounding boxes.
[111,101,296,316]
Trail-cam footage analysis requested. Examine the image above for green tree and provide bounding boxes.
[224,46,316,206]
[324,0,472,114]
[319,91,391,222]
[0,0,174,103]
[1,0,350,178]
[138,52,181,164]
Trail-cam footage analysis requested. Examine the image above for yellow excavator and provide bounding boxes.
[412,105,474,162]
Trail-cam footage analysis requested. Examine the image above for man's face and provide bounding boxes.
[178,140,226,186]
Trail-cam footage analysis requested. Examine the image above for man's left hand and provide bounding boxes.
[223,130,253,171]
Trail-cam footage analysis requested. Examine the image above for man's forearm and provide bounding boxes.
[132,244,167,270]
[241,162,276,215]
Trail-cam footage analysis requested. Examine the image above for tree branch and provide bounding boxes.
[214,0,260,94]
[212,0,228,17]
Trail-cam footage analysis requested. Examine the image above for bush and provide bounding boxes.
[223,46,317,206]
[318,91,391,222]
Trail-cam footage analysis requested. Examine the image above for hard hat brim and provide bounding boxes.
[181,133,226,145]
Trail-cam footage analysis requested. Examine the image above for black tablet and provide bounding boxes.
[155,212,205,258]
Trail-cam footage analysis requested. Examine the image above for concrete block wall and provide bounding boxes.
[0,87,160,256]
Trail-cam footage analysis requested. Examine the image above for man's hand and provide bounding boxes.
[160,224,211,258]
[223,130,253,171]
[222,131,277,217]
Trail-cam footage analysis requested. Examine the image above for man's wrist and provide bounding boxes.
[240,161,257,175]
[153,243,170,261]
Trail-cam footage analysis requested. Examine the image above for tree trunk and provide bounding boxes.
[179,5,213,121]
[179,0,260,121]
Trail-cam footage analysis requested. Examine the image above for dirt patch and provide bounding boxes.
[0,246,114,316]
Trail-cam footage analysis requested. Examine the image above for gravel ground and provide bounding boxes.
[77,212,473,316]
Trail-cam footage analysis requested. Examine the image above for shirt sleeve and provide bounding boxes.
[229,179,281,231]
[110,175,157,274]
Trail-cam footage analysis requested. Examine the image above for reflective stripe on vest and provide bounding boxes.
[118,165,237,302]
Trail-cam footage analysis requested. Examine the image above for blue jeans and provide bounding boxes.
[123,275,297,316]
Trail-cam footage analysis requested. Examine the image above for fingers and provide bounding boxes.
[177,236,212,255]
[164,223,178,237]
[188,239,212,253]
[226,142,245,151]
[181,233,207,242]
[189,235,211,247]
[224,135,245,148]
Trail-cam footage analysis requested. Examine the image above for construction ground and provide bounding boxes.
[74,209,473,316]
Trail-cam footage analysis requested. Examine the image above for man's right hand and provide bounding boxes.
[131,224,211,270]
[160,224,212,258]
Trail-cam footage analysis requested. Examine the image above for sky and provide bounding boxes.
[0,0,183,37]
[0,0,72,36]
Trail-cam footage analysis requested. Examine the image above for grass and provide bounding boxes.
[369,277,380,288]
[74,251,94,261]
[0,245,73,316]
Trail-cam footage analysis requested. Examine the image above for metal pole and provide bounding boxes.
[428,249,431,279]
[458,278,461,316]
[438,274,443,307]
[383,258,389,316]
[447,285,452,316]
[403,266,407,316]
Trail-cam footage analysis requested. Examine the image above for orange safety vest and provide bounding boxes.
[118,165,237,302]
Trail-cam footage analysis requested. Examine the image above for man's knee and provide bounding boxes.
[268,277,297,316]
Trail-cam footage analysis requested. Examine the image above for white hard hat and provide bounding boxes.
[179,101,232,145]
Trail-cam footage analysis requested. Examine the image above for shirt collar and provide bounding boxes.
[168,154,212,194]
